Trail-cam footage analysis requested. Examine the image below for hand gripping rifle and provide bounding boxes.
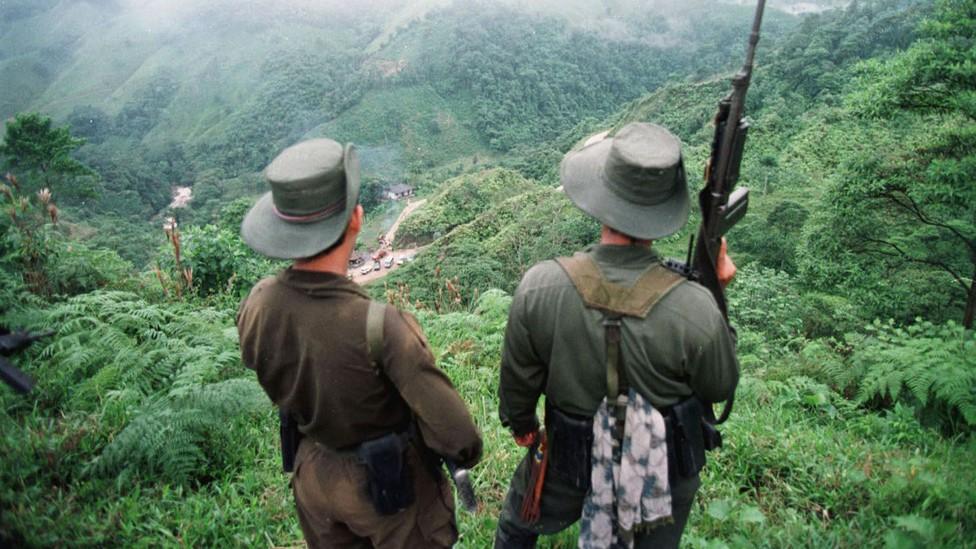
[686,0,767,425]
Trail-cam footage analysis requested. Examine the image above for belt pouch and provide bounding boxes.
[546,406,594,491]
[356,433,415,515]
[669,398,707,478]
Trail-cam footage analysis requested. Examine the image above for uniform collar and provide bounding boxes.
[276,267,370,298]
[588,244,661,268]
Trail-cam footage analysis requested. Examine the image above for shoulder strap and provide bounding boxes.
[555,253,687,451]
[555,253,686,318]
[366,301,386,371]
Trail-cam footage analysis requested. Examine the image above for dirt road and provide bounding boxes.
[383,198,426,245]
[350,198,427,284]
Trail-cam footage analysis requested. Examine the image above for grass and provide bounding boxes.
[2,287,975,547]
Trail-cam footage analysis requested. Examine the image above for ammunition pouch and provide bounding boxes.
[664,397,722,480]
[356,431,415,515]
[279,409,305,473]
[546,404,594,491]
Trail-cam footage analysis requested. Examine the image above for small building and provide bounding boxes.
[386,183,415,201]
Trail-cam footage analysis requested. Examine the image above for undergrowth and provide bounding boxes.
[2,261,975,547]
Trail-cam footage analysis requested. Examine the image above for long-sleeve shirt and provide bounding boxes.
[237,268,482,469]
[499,244,739,436]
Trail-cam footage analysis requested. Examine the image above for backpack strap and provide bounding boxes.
[555,253,687,458]
[602,314,628,448]
[366,300,387,372]
[554,253,686,319]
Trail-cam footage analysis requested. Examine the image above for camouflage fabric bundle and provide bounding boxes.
[578,389,672,548]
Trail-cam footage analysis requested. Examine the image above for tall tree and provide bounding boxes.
[837,0,976,327]
[0,112,94,197]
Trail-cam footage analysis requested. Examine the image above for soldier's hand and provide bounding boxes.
[513,430,539,448]
[717,237,736,289]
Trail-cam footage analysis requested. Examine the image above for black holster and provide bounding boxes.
[665,397,722,480]
[356,432,415,515]
[546,405,594,491]
[279,409,304,473]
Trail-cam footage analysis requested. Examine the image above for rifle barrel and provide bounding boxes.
[711,0,767,207]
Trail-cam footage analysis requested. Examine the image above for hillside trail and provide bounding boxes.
[352,198,427,285]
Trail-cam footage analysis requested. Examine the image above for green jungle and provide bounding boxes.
[1,0,974,546]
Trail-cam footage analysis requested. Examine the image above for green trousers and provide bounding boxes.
[494,449,701,549]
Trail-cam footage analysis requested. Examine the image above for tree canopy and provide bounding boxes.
[0,112,93,197]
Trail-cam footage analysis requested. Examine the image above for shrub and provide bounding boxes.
[834,319,976,435]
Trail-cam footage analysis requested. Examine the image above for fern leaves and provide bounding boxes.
[841,319,976,433]
[23,290,265,485]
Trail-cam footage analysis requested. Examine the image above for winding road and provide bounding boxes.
[351,198,427,284]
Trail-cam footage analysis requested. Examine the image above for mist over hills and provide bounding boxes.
[0,0,811,244]
[1,0,807,164]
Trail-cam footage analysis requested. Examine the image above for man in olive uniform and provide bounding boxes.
[237,138,482,548]
[494,123,739,548]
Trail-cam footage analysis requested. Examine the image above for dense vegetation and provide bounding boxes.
[2,0,974,546]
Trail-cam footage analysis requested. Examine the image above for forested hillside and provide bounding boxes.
[2,0,975,546]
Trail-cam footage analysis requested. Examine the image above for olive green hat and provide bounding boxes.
[561,122,689,240]
[241,138,360,259]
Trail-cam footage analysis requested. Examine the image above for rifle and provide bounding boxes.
[688,0,767,425]
[0,328,54,394]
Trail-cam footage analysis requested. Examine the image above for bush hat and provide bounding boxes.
[241,138,360,259]
[562,122,689,240]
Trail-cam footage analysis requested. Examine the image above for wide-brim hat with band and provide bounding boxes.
[241,138,360,259]
[561,122,689,240]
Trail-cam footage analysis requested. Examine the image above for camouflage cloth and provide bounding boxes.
[579,389,671,549]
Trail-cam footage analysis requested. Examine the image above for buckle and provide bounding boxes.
[602,317,622,328]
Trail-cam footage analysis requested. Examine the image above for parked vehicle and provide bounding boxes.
[373,261,381,271]
[360,263,373,275]
[383,256,394,268]
[396,257,405,266]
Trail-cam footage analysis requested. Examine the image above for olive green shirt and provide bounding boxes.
[237,268,482,469]
[499,245,739,435]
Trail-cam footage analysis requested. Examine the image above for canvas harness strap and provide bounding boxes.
[366,300,386,371]
[364,299,415,445]
[554,253,686,453]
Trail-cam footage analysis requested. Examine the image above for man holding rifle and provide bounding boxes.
[236,137,482,548]
[495,122,739,548]
[495,2,765,544]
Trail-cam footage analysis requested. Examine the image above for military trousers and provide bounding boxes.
[494,449,701,549]
[292,438,458,549]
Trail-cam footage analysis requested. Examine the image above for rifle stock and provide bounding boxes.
[0,328,54,394]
